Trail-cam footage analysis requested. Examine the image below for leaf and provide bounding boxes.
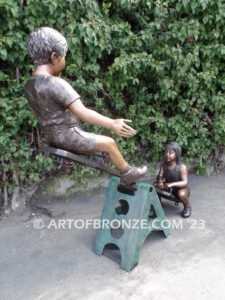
[0,48,7,60]
[182,0,189,9]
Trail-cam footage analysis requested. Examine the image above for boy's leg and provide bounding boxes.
[95,135,127,171]
[95,135,148,184]
[49,127,148,183]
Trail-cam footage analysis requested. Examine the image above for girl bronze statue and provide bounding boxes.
[154,142,191,218]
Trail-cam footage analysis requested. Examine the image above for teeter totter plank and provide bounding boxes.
[38,146,120,177]
[38,146,138,194]
[155,187,181,205]
[38,146,180,202]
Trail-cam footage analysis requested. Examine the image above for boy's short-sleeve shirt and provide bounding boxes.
[25,74,80,128]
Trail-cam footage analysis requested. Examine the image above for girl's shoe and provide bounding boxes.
[182,205,192,218]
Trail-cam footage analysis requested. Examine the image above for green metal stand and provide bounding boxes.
[94,177,171,272]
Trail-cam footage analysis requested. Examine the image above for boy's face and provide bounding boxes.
[52,53,66,76]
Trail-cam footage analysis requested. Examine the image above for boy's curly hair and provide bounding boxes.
[27,27,68,66]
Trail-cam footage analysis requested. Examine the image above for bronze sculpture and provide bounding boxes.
[154,142,191,218]
[24,27,148,184]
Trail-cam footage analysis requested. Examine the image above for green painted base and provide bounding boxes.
[94,177,171,272]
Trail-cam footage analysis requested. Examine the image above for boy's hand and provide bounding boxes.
[111,119,136,137]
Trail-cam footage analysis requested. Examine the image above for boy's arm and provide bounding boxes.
[164,164,188,189]
[68,99,136,137]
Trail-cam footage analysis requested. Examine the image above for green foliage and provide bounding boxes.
[0,0,225,201]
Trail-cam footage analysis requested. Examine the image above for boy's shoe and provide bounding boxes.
[182,205,192,218]
[120,165,148,185]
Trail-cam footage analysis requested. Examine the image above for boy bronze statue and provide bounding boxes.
[25,27,148,184]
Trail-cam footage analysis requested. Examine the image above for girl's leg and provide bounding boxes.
[177,188,191,218]
[177,188,190,206]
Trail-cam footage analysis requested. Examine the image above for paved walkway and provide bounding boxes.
[0,175,225,300]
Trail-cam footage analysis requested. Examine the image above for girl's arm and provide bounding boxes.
[164,164,188,189]
[68,99,136,138]
[153,164,164,189]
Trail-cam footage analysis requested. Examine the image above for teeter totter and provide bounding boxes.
[38,146,172,271]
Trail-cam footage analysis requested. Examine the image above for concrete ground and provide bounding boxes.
[0,174,225,300]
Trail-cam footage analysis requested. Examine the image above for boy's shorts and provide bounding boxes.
[44,125,97,154]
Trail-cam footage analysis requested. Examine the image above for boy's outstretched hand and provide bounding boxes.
[69,100,136,137]
[111,119,136,137]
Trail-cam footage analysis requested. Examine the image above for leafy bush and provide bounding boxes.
[0,0,224,206]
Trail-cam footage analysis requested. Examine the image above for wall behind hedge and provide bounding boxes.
[0,0,224,203]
